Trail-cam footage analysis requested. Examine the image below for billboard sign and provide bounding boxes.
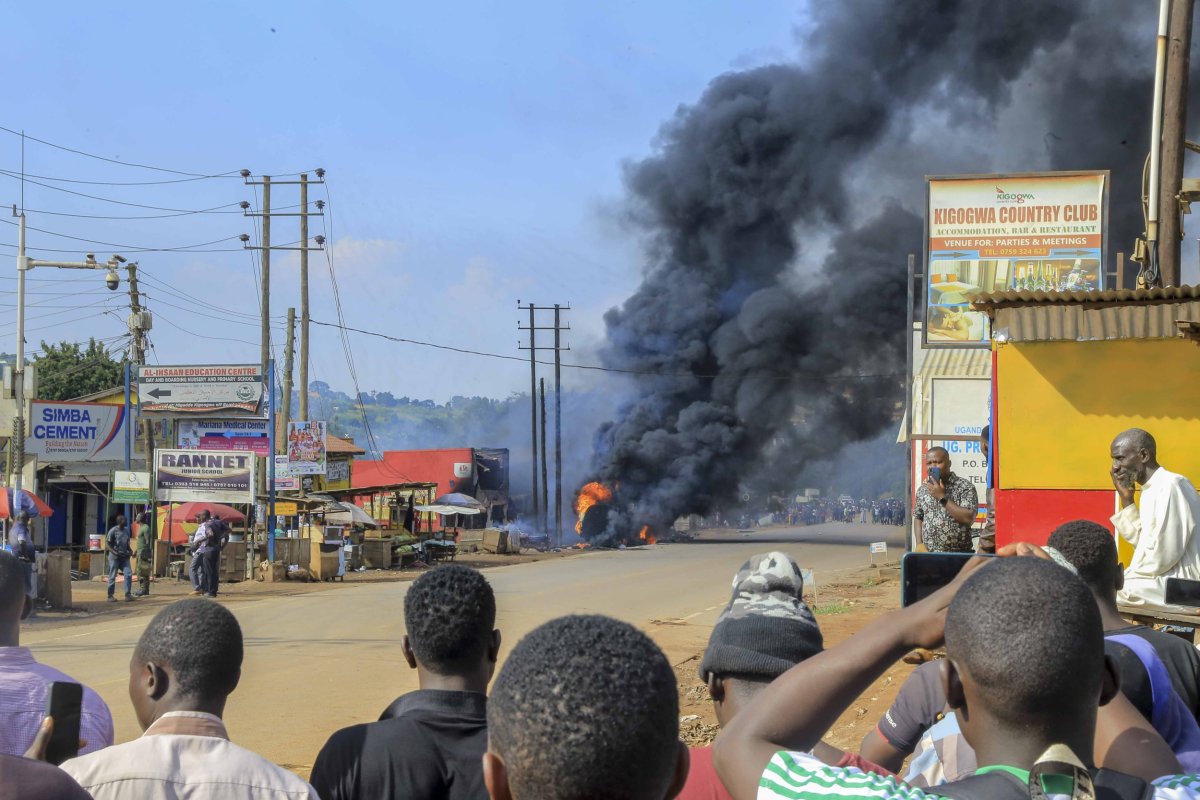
[136,365,265,416]
[28,401,127,462]
[111,470,151,504]
[925,171,1108,345]
[155,449,256,503]
[177,419,271,456]
[286,421,327,475]
[930,378,991,438]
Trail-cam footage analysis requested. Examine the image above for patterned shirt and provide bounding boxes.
[914,473,978,552]
[0,646,114,757]
[757,751,1200,800]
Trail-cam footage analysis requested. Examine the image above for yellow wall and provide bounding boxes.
[997,338,1200,490]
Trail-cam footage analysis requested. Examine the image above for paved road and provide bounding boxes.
[22,522,903,771]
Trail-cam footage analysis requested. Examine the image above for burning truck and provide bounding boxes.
[573,481,655,548]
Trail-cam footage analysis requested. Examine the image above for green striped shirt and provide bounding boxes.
[758,751,1200,800]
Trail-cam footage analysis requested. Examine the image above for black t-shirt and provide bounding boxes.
[1107,624,1200,719]
[310,689,488,800]
[0,755,94,800]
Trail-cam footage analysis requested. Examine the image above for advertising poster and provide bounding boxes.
[177,419,271,456]
[28,401,126,462]
[925,171,1107,345]
[325,459,351,490]
[111,471,151,504]
[286,421,327,475]
[155,449,256,503]
[273,455,299,491]
[930,378,991,439]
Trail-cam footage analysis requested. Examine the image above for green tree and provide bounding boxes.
[33,339,125,401]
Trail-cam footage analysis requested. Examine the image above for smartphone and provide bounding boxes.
[901,552,988,606]
[927,466,941,484]
[44,681,82,765]
[1165,578,1200,608]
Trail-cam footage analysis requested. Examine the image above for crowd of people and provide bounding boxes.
[1,425,1198,799]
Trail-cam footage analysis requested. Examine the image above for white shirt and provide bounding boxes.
[1113,466,1200,611]
[61,711,318,800]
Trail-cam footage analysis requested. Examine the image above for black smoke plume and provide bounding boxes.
[589,0,1182,542]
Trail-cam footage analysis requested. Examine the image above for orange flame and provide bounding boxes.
[575,542,590,549]
[638,525,657,545]
[574,481,613,534]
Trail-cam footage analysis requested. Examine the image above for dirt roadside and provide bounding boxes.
[653,562,914,754]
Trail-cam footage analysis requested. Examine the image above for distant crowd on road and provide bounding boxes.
[1,425,1199,799]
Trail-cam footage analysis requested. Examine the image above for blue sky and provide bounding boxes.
[0,1,805,402]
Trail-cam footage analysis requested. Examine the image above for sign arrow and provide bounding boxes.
[147,388,173,399]
[1052,249,1094,257]
[932,251,973,259]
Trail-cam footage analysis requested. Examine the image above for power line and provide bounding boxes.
[155,313,260,347]
[136,271,287,322]
[0,168,237,187]
[141,292,288,331]
[0,172,247,213]
[0,217,245,253]
[307,318,905,382]
[0,124,242,178]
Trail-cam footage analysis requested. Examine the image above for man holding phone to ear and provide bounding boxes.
[914,447,978,553]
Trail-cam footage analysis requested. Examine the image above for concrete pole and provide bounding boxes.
[528,305,539,528]
[299,173,310,420]
[540,377,548,533]
[282,308,296,449]
[13,213,27,494]
[260,176,272,375]
[1159,0,1194,287]
[553,304,562,550]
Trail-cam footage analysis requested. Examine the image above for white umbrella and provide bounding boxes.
[321,501,380,528]
[414,504,483,516]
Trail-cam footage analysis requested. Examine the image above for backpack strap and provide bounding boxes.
[1093,770,1153,800]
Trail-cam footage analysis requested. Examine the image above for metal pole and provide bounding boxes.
[127,262,145,365]
[260,176,272,374]
[904,254,916,552]
[540,377,549,533]
[13,213,26,494]
[282,308,295,442]
[268,358,277,563]
[1144,0,1172,287]
[299,173,310,420]
[527,305,539,528]
[554,304,563,549]
[1159,0,1194,287]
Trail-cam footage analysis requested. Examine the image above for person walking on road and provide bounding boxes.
[134,511,154,598]
[106,515,134,602]
[1110,428,1200,612]
[913,447,978,553]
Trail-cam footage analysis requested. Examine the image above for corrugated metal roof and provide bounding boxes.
[990,299,1200,342]
[915,346,990,378]
[973,284,1200,308]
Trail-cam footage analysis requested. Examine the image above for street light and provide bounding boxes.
[10,208,127,495]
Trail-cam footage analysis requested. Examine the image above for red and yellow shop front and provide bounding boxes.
[977,286,1200,561]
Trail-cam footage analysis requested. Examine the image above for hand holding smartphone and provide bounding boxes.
[901,552,992,606]
[43,681,82,765]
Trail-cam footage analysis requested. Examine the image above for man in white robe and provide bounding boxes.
[1110,428,1200,612]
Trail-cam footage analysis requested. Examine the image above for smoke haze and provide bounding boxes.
[589,0,1186,542]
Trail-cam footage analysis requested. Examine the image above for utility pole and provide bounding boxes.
[260,176,271,374]
[539,378,549,532]
[240,171,325,402]
[126,261,156,557]
[553,304,564,550]
[299,173,311,421]
[282,308,296,444]
[518,303,570,542]
[1159,0,1194,287]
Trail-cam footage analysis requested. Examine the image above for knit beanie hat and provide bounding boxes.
[699,551,824,681]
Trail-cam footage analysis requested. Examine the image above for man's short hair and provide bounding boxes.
[133,599,243,700]
[488,615,679,800]
[927,446,949,459]
[1047,520,1119,595]
[1115,428,1156,456]
[404,565,495,674]
[0,551,25,610]
[945,558,1103,727]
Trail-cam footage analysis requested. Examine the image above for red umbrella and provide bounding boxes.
[156,502,246,546]
[0,489,53,518]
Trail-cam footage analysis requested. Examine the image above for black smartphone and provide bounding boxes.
[901,552,985,606]
[44,681,82,765]
[1165,578,1200,608]
[927,466,941,484]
